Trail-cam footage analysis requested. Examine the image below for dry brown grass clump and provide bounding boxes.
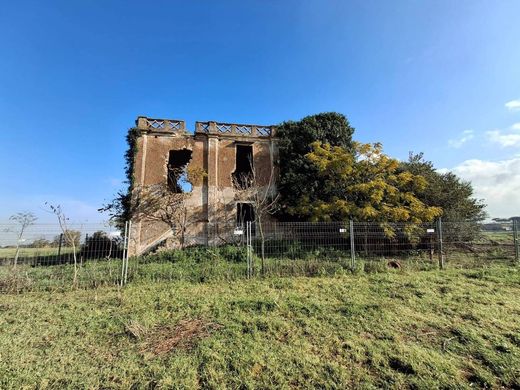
[0,272,33,294]
[139,318,221,357]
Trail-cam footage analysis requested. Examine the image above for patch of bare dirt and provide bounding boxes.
[141,318,221,357]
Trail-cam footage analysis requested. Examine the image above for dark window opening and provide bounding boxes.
[167,149,192,192]
[232,144,253,189]
[237,203,255,226]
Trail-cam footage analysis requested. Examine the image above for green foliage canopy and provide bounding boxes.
[399,153,486,222]
[276,112,355,220]
[292,142,442,229]
[53,230,81,247]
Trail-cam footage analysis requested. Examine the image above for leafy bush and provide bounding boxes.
[360,260,389,274]
[217,245,248,263]
[257,239,346,260]
[141,245,248,265]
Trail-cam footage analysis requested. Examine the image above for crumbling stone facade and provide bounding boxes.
[129,116,278,255]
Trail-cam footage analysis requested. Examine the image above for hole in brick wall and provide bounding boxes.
[167,149,192,193]
[232,144,253,189]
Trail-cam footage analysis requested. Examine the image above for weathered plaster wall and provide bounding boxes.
[129,117,278,255]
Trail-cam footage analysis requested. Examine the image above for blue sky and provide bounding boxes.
[1,0,519,222]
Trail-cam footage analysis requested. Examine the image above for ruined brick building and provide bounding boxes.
[129,116,278,255]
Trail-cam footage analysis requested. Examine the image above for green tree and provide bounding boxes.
[82,231,122,259]
[295,142,442,235]
[32,238,51,248]
[276,112,355,220]
[399,153,487,222]
[52,230,81,247]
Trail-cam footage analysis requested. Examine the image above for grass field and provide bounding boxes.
[0,246,75,258]
[480,231,515,244]
[0,247,517,294]
[1,265,519,388]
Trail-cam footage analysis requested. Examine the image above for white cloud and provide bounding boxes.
[487,130,520,147]
[505,99,520,111]
[448,129,474,148]
[486,123,520,147]
[443,157,520,218]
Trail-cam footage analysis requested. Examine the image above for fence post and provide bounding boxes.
[124,221,131,284]
[57,233,63,258]
[349,219,356,269]
[121,221,129,286]
[437,218,445,270]
[246,221,251,278]
[514,219,519,264]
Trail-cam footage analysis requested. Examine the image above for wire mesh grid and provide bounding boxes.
[441,221,516,265]
[351,221,438,264]
[0,220,517,293]
[248,221,353,276]
[128,222,250,284]
[0,223,126,293]
[248,220,518,275]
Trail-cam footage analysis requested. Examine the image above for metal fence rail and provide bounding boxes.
[127,222,249,284]
[0,219,518,293]
[0,222,128,293]
[244,219,518,276]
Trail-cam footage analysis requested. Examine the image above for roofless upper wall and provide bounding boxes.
[135,116,276,138]
[135,116,187,133]
[130,115,279,255]
[195,121,276,137]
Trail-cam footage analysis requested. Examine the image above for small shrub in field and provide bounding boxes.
[186,246,217,262]
[141,249,187,264]
[142,245,248,265]
[216,245,247,263]
[0,271,33,293]
[362,259,389,274]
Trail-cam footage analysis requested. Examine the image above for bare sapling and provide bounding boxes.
[46,203,79,287]
[232,159,279,274]
[8,212,37,269]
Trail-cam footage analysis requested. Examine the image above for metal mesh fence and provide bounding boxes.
[247,221,353,277]
[0,223,126,293]
[0,219,518,293]
[127,222,249,284]
[352,221,516,268]
[127,220,519,283]
[441,221,516,265]
[246,221,431,276]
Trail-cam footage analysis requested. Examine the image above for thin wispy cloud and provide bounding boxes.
[505,99,520,112]
[448,129,474,148]
[486,123,520,147]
